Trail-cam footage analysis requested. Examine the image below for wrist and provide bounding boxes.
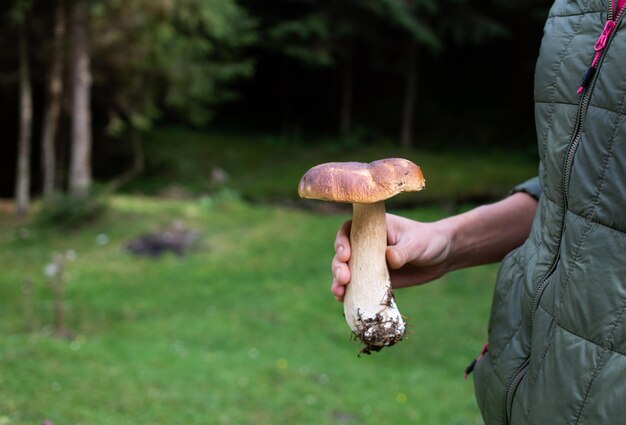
[435,215,463,273]
[435,194,537,272]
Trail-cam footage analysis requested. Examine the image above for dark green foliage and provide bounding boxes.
[364,0,441,49]
[255,0,507,65]
[93,0,258,131]
[266,11,333,66]
[7,0,32,25]
[38,192,108,229]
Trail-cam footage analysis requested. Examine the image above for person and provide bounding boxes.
[330,1,626,424]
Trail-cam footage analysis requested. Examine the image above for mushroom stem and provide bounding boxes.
[344,201,406,353]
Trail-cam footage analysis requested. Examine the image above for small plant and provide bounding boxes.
[38,192,108,228]
[21,278,38,332]
[43,250,76,339]
[198,188,241,209]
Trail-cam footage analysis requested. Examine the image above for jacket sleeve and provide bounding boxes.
[511,176,542,201]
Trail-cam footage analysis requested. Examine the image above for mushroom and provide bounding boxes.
[298,158,425,353]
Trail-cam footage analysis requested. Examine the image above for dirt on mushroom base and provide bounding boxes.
[353,287,407,355]
[353,312,407,355]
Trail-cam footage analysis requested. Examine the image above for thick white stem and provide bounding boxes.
[344,202,406,352]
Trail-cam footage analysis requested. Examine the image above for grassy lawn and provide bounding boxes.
[1,132,536,424]
[0,196,497,425]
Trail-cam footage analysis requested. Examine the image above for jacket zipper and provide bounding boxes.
[566,1,626,208]
[504,359,530,424]
[577,1,626,93]
[576,20,616,93]
[504,3,625,423]
[535,0,626,340]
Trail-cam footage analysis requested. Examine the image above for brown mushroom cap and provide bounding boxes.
[298,158,425,203]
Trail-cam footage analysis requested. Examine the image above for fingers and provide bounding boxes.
[331,250,351,301]
[386,246,407,270]
[385,215,422,270]
[331,281,345,301]
[332,220,352,302]
[331,262,350,301]
[334,220,351,261]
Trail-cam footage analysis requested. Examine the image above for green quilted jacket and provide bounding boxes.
[473,1,626,424]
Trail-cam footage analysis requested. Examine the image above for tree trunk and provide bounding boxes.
[400,39,418,149]
[15,23,33,217]
[340,45,354,137]
[41,0,66,198]
[69,1,92,198]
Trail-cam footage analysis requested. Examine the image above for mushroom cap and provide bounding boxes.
[298,158,425,203]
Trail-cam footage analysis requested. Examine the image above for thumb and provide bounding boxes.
[386,245,408,269]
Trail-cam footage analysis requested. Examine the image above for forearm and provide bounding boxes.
[441,192,538,271]
[332,190,539,296]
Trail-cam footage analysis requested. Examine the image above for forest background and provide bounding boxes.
[0,0,550,206]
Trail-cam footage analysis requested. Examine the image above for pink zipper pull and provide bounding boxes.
[577,20,618,94]
[595,20,617,51]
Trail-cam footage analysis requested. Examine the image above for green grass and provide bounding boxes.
[127,127,537,206]
[0,196,496,424]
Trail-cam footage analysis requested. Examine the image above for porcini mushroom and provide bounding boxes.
[298,158,425,353]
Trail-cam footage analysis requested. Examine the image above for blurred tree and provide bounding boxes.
[246,0,506,142]
[69,0,92,198]
[10,0,34,216]
[266,10,333,66]
[365,0,440,148]
[93,0,256,131]
[249,0,398,137]
[92,0,256,189]
[368,0,507,148]
[1,0,256,201]
[40,0,66,198]
[243,1,333,134]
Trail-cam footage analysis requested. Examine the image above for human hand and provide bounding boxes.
[331,213,453,302]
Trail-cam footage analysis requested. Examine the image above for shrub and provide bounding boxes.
[38,192,108,228]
